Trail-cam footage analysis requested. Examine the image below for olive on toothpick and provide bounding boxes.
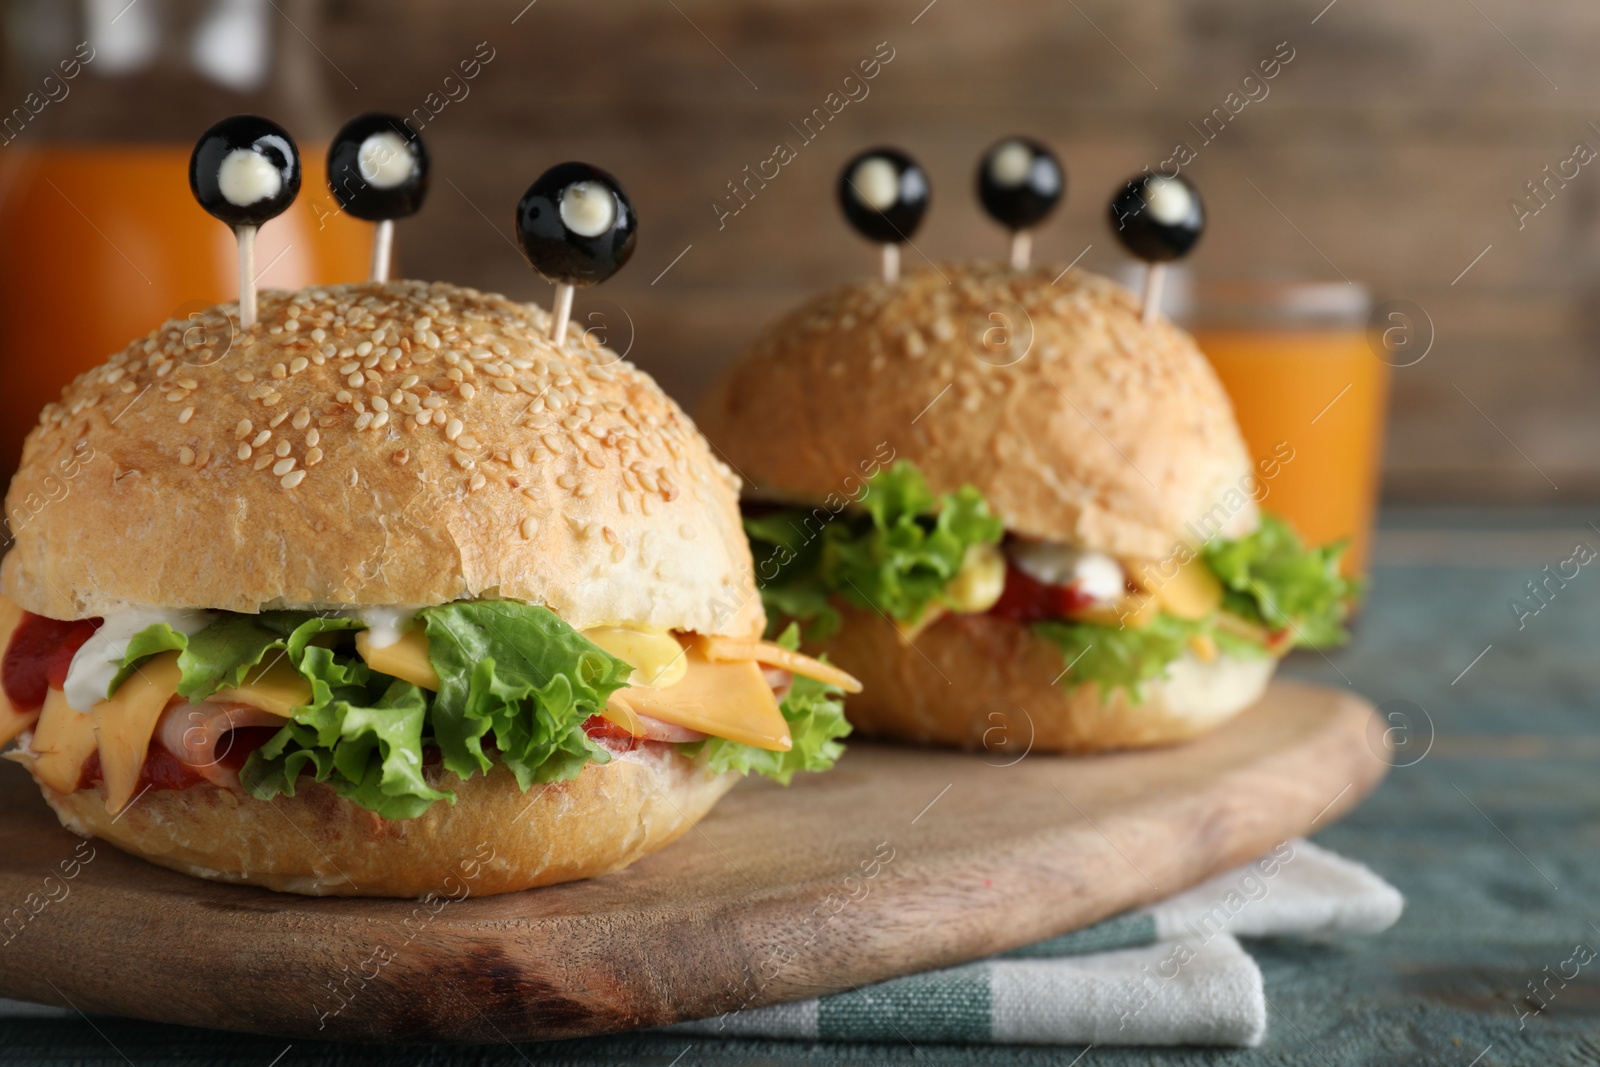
[327,113,430,284]
[977,137,1064,270]
[189,114,301,329]
[838,147,929,284]
[1108,173,1204,325]
[515,162,637,346]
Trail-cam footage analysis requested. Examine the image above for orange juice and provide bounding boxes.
[0,145,370,484]
[1193,326,1389,576]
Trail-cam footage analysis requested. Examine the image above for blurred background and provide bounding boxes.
[0,0,1593,524]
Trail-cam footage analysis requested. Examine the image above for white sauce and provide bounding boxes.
[1007,541,1126,604]
[559,181,616,237]
[987,141,1032,188]
[62,609,216,713]
[358,131,414,189]
[217,148,281,207]
[1144,176,1192,225]
[850,157,899,211]
[354,606,417,649]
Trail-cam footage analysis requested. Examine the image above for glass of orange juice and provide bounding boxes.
[1186,280,1388,578]
[0,0,371,489]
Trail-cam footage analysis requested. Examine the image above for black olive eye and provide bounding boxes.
[189,114,301,229]
[326,113,429,222]
[1109,173,1204,262]
[977,137,1063,231]
[515,162,637,286]
[838,148,929,244]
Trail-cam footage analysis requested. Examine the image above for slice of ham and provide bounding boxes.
[155,700,287,789]
[631,714,707,744]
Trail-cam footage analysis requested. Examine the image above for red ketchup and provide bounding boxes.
[2,612,103,711]
[583,714,643,754]
[985,564,1100,624]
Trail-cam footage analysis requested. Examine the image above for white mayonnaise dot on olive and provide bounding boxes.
[850,157,900,211]
[559,181,617,238]
[217,148,282,207]
[1145,176,1192,225]
[987,141,1033,188]
[357,131,414,189]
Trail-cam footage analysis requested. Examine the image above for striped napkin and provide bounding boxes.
[672,838,1402,1047]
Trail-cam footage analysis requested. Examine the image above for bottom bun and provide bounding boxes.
[811,605,1277,753]
[34,746,736,897]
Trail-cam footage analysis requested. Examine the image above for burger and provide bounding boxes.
[0,280,857,897]
[696,262,1354,752]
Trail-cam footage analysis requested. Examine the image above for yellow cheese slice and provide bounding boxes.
[355,628,439,691]
[693,634,862,693]
[581,627,687,688]
[211,655,312,717]
[93,651,183,814]
[0,595,35,746]
[606,653,792,752]
[28,687,98,795]
[1140,556,1224,621]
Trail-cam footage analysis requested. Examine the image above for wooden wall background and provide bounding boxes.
[36,0,1600,501]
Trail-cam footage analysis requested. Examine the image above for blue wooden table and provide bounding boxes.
[7,508,1597,1065]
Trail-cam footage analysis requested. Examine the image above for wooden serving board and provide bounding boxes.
[0,680,1385,1043]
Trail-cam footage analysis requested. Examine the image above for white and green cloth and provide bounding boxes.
[672,839,1402,1047]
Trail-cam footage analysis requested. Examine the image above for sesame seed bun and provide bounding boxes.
[696,263,1256,559]
[696,263,1272,751]
[3,281,763,639]
[33,745,735,897]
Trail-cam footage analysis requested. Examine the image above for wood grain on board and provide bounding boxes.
[0,680,1386,1043]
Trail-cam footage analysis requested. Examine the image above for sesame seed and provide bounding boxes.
[347,468,358,488]
[445,418,463,441]
[252,430,271,448]
[271,363,287,379]
[238,443,252,460]
[401,375,419,389]
[354,412,374,431]
[459,382,476,400]
[280,470,307,489]
[292,408,310,430]
[179,447,194,465]
[347,372,365,388]
[423,396,445,409]
[290,356,309,374]
[557,473,579,490]
[165,390,185,403]
[372,411,390,429]
[584,450,604,469]
[306,447,323,466]
[336,389,353,404]
[355,341,373,357]
[177,376,198,390]
[272,457,296,476]
[610,543,627,564]
[492,378,515,394]
[178,406,194,424]
[253,453,274,471]
[576,481,596,498]
[520,516,538,539]
[469,472,487,492]
[269,410,289,428]
[371,396,388,412]
[274,440,291,458]
[305,428,320,447]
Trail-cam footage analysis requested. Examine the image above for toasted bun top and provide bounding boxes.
[696,264,1257,560]
[4,281,763,637]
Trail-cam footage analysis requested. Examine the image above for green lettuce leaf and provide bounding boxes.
[1202,513,1355,649]
[417,600,632,789]
[745,462,1004,634]
[682,625,850,784]
[1034,615,1203,701]
[241,677,451,821]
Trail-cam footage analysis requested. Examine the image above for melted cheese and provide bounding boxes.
[28,688,97,794]
[607,652,792,751]
[581,627,687,688]
[212,656,312,717]
[355,628,439,690]
[1132,555,1224,621]
[94,652,183,814]
[0,595,34,746]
